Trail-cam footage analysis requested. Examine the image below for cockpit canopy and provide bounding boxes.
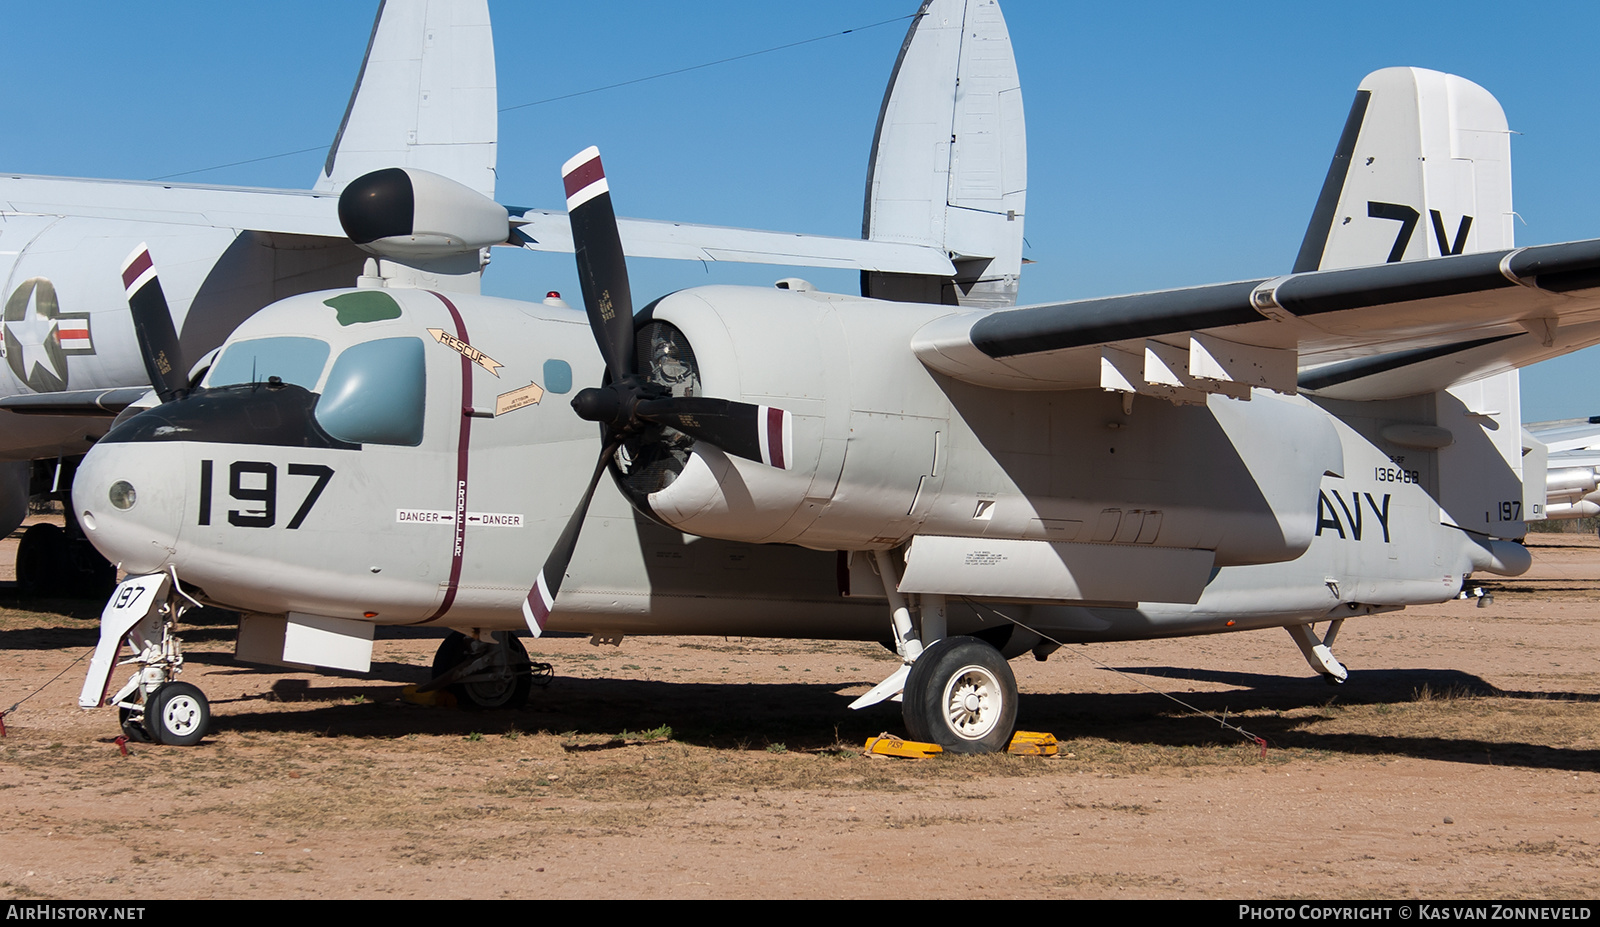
[205,335,426,447]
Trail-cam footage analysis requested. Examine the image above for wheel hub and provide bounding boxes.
[162,695,203,735]
[944,666,1000,740]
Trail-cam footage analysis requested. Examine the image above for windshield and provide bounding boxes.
[313,337,426,446]
[207,337,330,390]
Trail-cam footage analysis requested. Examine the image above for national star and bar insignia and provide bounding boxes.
[2,277,95,393]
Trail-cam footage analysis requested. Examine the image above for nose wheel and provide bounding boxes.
[119,681,210,746]
[146,682,210,746]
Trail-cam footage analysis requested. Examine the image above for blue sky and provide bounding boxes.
[5,1,1600,420]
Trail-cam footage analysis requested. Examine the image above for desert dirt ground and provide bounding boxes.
[0,522,1597,900]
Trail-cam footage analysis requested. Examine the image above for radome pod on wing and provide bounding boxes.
[338,167,510,260]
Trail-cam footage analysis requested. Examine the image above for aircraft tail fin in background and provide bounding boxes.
[862,0,1026,309]
[315,0,497,198]
[1294,67,1512,273]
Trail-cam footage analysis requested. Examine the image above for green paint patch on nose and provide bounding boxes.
[324,291,402,326]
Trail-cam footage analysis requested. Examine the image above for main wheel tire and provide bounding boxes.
[432,631,533,710]
[65,540,117,600]
[147,682,209,746]
[902,636,1018,754]
[118,707,153,744]
[16,523,67,598]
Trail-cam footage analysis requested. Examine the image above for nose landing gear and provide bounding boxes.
[81,573,211,746]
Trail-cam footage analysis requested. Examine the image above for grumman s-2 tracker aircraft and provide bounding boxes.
[70,58,1600,751]
[0,0,966,597]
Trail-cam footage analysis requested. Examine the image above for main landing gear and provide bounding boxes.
[17,512,116,600]
[902,635,1019,754]
[81,573,211,746]
[426,630,551,710]
[18,458,117,600]
[849,549,1021,754]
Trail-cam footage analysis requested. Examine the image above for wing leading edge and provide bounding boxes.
[911,237,1600,400]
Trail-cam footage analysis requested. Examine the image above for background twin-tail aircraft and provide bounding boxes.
[0,0,1018,595]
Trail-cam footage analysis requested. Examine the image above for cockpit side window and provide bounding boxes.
[207,337,331,390]
[314,337,426,447]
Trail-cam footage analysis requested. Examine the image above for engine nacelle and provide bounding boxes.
[623,285,1343,569]
[338,168,509,260]
[1546,466,1600,503]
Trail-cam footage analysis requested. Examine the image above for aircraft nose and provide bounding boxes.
[73,439,189,575]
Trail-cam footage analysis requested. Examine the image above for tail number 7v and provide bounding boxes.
[196,460,335,529]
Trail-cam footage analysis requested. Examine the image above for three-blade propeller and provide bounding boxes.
[522,147,794,636]
[120,244,188,404]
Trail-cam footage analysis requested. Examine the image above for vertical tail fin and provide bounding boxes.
[862,0,1026,308]
[1295,67,1512,272]
[1297,67,1529,539]
[315,0,497,198]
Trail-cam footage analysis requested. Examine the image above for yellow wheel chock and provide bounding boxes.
[865,730,1059,758]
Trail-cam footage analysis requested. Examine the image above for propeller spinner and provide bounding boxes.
[521,147,794,635]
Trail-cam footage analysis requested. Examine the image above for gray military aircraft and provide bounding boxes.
[71,45,1589,752]
[0,0,966,598]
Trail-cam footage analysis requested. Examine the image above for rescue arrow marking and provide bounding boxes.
[426,327,503,376]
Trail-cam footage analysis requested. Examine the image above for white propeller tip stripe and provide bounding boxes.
[565,177,609,212]
[561,146,601,176]
[521,571,554,637]
[120,243,157,296]
[561,146,609,212]
[756,406,794,470]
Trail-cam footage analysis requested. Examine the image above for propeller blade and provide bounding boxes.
[562,147,635,384]
[635,397,794,470]
[522,439,623,637]
[119,244,188,403]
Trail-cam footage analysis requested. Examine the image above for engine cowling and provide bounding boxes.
[613,285,1342,569]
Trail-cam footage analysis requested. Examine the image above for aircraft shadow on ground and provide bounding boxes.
[1103,663,1600,702]
[19,599,1591,771]
[187,666,1600,774]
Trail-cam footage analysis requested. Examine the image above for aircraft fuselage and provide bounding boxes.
[72,283,1529,652]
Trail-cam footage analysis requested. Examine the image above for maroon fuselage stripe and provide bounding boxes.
[422,290,473,623]
[562,156,605,199]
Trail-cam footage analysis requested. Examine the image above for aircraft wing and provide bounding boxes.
[1,175,346,238]
[1528,418,1600,454]
[912,238,1600,401]
[4,177,956,276]
[511,210,957,275]
[0,388,150,417]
